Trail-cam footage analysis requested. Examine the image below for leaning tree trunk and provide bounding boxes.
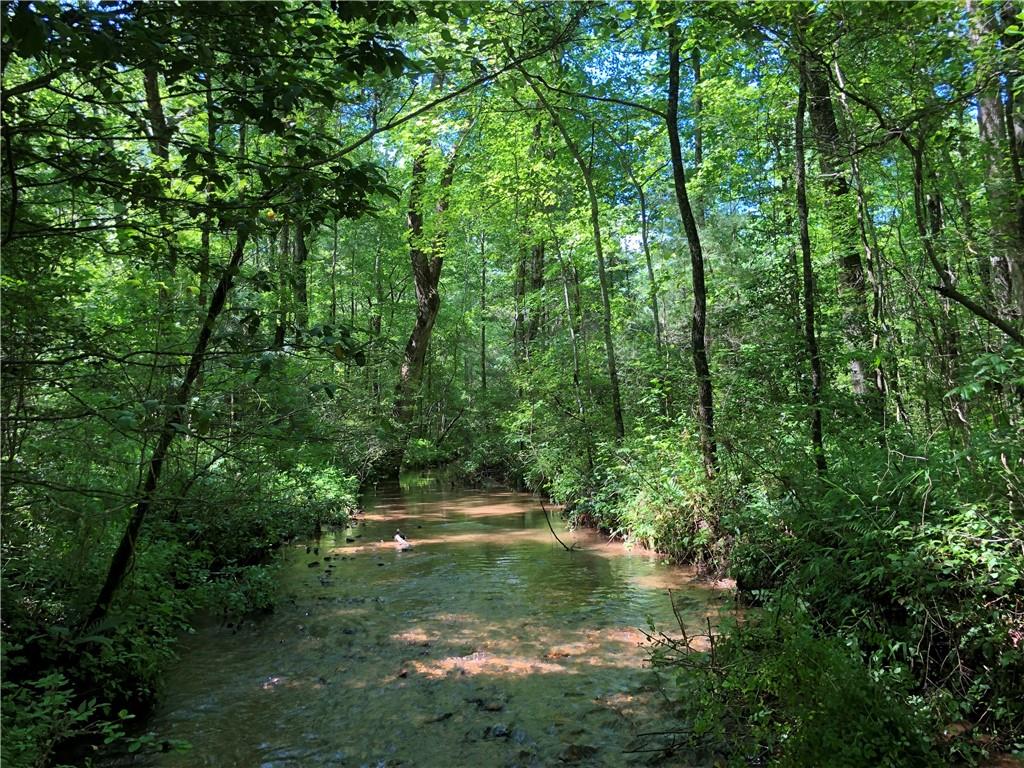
[394,149,446,423]
[390,113,470,460]
[83,225,251,630]
[667,22,717,478]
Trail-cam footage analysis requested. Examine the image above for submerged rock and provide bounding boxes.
[559,743,599,763]
[307,561,320,568]
[467,695,506,712]
[484,723,512,739]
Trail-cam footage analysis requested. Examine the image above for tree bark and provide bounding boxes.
[526,241,545,345]
[969,0,1023,316]
[691,47,705,229]
[554,234,594,472]
[803,54,882,415]
[293,220,309,337]
[394,120,464,425]
[797,56,827,474]
[622,158,663,354]
[667,22,717,478]
[906,139,969,428]
[273,224,288,349]
[330,219,339,325]
[480,234,487,392]
[199,73,215,309]
[513,246,527,360]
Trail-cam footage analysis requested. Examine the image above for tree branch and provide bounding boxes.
[325,10,584,163]
[931,284,1024,346]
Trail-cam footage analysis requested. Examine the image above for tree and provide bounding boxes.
[667,20,716,477]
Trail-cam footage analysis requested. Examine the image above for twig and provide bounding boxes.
[539,497,577,552]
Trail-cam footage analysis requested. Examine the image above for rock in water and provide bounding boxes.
[483,724,511,739]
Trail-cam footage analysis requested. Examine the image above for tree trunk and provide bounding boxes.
[622,159,663,354]
[372,242,383,402]
[330,219,339,325]
[273,224,288,349]
[480,234,487,392]
[832,61,891,427]
[803,54,881,413]
[513,246,527,361]
[521,71,625,441]
[969,0,1023,317]
[667,22,716,478]
[293,221,309,337]
[797,56,827,474]
[555,234,594,472]
[691,47,705,229]
[199,73,215,309]
[394,123,463,425]
[907,140,969,428]
[83,225,250,630]
[525,240,545,345]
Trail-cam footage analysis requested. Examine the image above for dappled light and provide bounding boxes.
[102,482,722,767]
[4,2,1022,765]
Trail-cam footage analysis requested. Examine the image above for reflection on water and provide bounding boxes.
[116,477,726,767]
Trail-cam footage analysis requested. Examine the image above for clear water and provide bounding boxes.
[117,480,726,767]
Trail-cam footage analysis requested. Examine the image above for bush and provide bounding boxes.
[544,432,743,572]
[0,461,358,767]
[0,671,131,768]
[650,602,939,767]
[721,439,1024,758]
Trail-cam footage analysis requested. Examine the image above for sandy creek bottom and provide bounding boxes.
[119,479,728,767]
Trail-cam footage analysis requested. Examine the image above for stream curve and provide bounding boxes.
[118,479,725,767]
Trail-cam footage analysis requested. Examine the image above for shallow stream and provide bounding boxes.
[122,479,726,767]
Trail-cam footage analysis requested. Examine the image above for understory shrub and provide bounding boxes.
[546,431,745,572]
[650,601,939,768]
[714,435,1024,761]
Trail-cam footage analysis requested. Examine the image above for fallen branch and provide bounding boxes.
[539,497,577,552]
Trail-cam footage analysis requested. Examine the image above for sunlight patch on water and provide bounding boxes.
[109,479,729,768]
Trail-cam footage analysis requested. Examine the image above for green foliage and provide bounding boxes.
[0,672,137,768]
[4,0,1024,765]
[653,602,939,767]
[722,438,1024,757]
[404,437,455,469]
[556,432,741,572]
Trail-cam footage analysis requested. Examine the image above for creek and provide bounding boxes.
[120,478,727,767]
